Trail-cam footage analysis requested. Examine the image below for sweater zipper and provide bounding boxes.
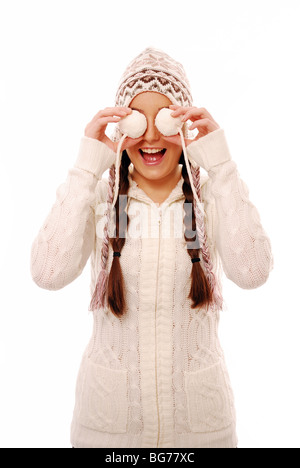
[155,208,162,447]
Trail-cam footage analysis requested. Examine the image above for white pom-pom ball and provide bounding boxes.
[118,110,147,138]
[155,108,183,136]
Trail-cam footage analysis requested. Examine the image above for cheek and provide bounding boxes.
[126,148,139,163]
[167,146,182,164]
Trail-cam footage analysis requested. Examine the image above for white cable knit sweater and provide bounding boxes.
[30,129,273,448]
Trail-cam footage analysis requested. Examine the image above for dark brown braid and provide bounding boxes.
[107,150,131,317]
[179,153,213,309]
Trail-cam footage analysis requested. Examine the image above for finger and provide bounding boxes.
[181,107,216,123]
[92,107,132,121]
[170,106,193,118]
[103,106,132,115]
[169,104,181,111]
[96,115,122,126]
[188,118,219,132]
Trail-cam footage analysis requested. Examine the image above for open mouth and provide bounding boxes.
[139,148,167,165]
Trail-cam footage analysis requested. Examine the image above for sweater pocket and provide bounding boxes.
[184,361,235,433]
[75,357,128,433]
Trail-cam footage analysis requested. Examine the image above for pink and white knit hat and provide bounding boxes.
[116,47,193,104]
[89,47,223,312]
[111,46,193,142]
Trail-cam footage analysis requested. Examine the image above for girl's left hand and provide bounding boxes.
[162,105,220,147]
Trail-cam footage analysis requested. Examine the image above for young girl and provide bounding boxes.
[30,47,273,448]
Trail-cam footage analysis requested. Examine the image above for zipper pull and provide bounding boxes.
[158,209,162,225]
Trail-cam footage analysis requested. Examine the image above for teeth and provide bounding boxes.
[143,156,161,161]
[142,148,164,154]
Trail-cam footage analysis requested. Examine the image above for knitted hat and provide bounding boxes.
[111,47,193,142]
[89,47,223,313]
[116,47,193,106]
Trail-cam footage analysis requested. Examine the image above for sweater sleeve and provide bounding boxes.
[187,129,274,289]
[30,137,115,290]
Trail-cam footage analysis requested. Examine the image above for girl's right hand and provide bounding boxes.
[84,107,143,153]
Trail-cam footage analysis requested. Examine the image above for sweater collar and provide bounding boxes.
[127,165,185,207]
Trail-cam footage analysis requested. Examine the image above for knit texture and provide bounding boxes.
[115,47,193,108]
[30,129,273,448]
[112,47,193,143]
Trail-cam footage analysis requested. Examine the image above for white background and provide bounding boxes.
[1,0,299,448]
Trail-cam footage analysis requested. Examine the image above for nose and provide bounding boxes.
[143,118,160,143]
